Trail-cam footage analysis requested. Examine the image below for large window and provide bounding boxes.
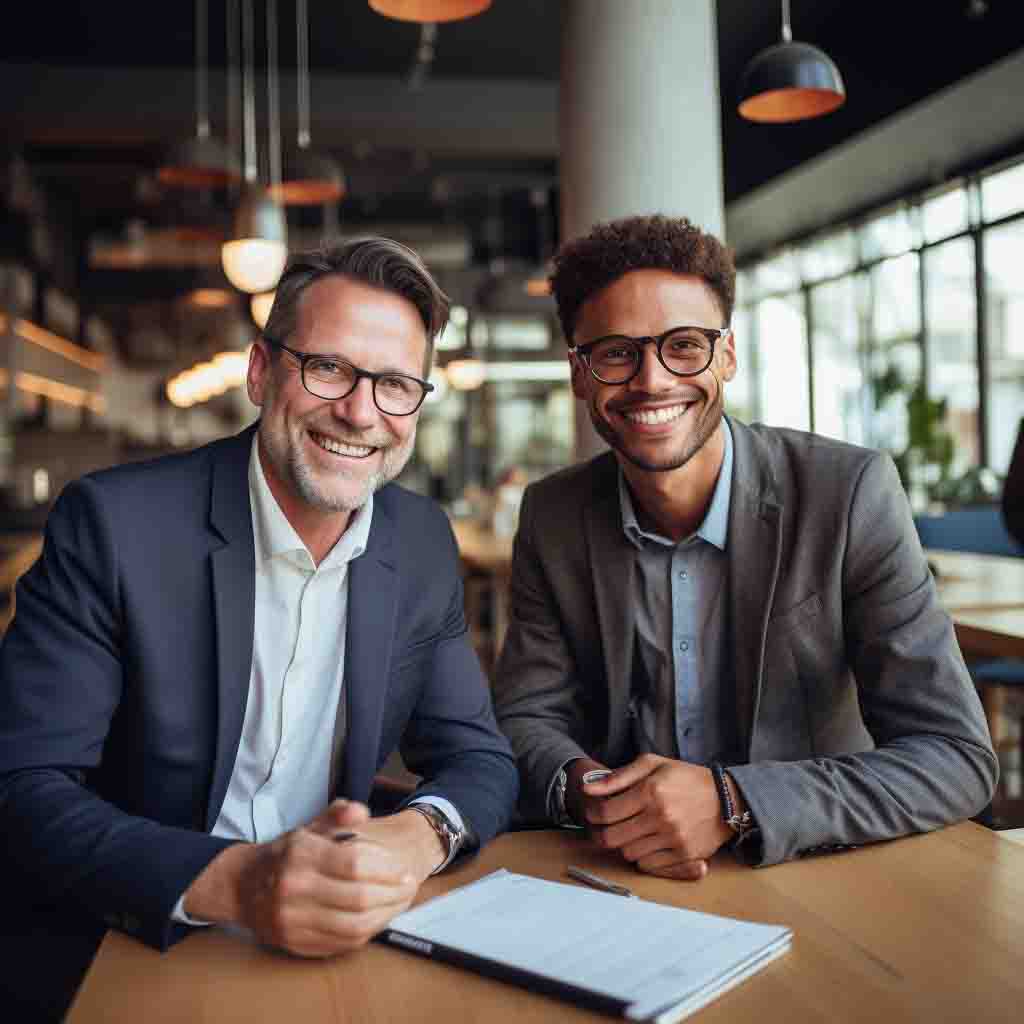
[739,153,1024,508]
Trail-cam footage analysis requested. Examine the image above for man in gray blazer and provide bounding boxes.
[494,214,996,879]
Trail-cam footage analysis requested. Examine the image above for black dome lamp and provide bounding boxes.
[738,0,845,123]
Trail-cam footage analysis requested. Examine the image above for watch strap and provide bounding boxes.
[410,803,463,874]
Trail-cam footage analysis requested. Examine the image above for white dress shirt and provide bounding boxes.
[173,437,460,924]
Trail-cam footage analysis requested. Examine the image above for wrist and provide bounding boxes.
[400,807,451,878]
[709,763,757,845]
[565,758,605,825]
[183,842,255,925]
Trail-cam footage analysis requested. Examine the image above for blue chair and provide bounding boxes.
[914,504,1024,825]
[913,504,1024,557]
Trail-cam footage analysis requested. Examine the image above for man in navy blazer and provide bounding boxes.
[0,238,517,1020]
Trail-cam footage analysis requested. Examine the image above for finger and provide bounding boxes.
[306,872,419,917]
[309,799,371,837]
[591,809,659,851]
[584,754,664,797]
[279,898,414,957]
[320,833,416,887]
[584,783,650,827]
[636,853,708,881]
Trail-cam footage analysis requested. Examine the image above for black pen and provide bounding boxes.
[566,866,635,898]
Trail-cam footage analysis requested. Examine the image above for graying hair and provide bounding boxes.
[262,237,450,374]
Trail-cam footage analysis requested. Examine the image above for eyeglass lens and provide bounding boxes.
[588,328,713,383]
[303,357,425,414]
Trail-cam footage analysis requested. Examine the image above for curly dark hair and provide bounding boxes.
[549,214,736,342]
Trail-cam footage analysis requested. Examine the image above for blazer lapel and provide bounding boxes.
[338,501,398,803]
[726,420,783,759]
[205,426,258,831]
[585,456,638,763]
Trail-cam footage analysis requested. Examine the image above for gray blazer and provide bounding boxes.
[494,417,998,865]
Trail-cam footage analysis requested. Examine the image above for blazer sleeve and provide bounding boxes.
[0,479,235,952]
[395,510,519,847]
[492,484,597,822]
[729,453,999,865]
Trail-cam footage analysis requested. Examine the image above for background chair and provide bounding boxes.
[914,504,1024,827]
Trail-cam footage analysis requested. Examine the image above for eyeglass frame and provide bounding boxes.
[261,335,435,416]
[569,325,732,385]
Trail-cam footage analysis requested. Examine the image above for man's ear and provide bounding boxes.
[569,352,589,400]
[247,340,271,407]
[718,329,737,383]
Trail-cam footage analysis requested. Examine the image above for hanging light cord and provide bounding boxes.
[227,0,240,181]
[195,0,210,140]
[781,0,793,43]
[241,0,257,184]
[267,0,282,191]
[297,0,311,150]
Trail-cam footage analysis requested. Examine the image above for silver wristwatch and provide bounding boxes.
[410,803,464,874]
[552,767,575,827]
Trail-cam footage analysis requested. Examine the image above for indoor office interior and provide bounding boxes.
[3,0,1024,836]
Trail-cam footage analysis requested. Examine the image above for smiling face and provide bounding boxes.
[247,274,427,537]
[571,269,736,476]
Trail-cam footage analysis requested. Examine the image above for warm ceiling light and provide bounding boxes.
[158,0,239,187]
[267,0,347,207]
[221,186,288,294]
[250,290,275,329]
[445,358,487,391]
[369,0,492,23]
[269,150,346,206]
[738,0,845,123]
[187,287,235,309]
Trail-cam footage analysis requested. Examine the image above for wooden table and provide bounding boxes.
[928,548,1024,658]
[69,823,1024,1024]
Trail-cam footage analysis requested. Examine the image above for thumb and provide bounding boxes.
[310,798,371,836]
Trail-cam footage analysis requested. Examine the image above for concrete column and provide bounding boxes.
[561,0,724,459]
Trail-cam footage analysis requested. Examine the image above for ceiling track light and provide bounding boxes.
[738,0,846,124]
[268,0,346,207]
[369,0,491,24]
[158,0,240,188]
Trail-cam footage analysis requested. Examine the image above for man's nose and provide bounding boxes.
[630,341,676,392]
[331,377,379,428]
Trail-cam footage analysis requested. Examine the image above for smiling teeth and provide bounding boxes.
[623,404,690,425]
[312,433,374,457]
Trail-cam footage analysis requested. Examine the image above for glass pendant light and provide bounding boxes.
[221,0,287,295]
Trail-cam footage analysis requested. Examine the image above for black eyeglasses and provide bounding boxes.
[263,336,434,416]
[570,325,731,385]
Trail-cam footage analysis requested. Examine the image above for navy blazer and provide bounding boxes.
[0,424,516,1017]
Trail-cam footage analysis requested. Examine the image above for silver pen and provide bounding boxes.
[566,865,635,898]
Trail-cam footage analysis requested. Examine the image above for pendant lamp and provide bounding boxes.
[369,0,491,23]
[268,0,345,206]
[221,0,287,294]
[158,0,240,187]
[738,0,845,123]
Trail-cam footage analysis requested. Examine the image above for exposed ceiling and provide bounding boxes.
[3,0,1023,366]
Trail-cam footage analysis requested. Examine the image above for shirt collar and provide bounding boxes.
[248,433,373,571]
[618,418,733,551]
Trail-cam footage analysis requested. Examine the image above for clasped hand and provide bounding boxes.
[573,754,734,880]
[187,798,443,959]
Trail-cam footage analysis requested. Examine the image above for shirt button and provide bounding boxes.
[678,570,688,581]
[679,640,689,652]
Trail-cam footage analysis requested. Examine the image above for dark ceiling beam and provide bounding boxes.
[0,64,558,158]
